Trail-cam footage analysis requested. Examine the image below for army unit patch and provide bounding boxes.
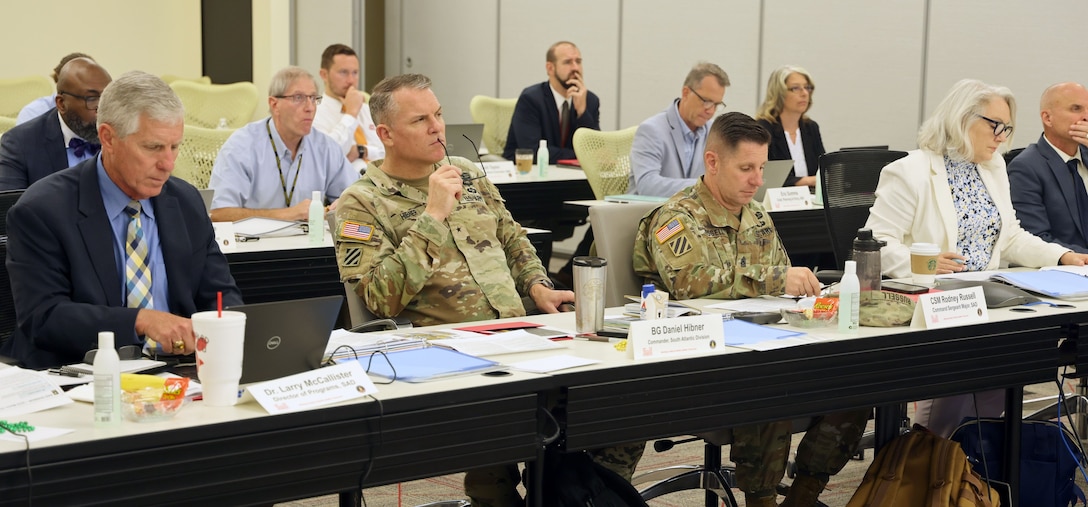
[340,220,373,241]
[655,218,684,243]
[342,247,362,266]
[668,235,692,256]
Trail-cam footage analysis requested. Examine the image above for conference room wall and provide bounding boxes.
[0,0,202,85]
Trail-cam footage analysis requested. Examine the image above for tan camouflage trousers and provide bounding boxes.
[463,442,646,507]
[730,409,870,497]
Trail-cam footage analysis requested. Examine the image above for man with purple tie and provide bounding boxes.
[0,57,112,190]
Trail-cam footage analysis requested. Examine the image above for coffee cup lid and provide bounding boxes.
[909,243,939,254]
[573,256,607,268]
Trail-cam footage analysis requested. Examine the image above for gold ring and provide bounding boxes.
[174,340,185,351]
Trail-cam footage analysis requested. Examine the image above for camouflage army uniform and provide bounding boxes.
[632,178,869,497]
[335,156,551,326]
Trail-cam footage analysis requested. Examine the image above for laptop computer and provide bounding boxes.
[226,295,344,383]
[754,159,797,202]
[443,123,485,160]
[199,188,215,213]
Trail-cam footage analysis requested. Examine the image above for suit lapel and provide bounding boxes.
[927,152,959,249]
[76,162,121,307]
[540,82,561,142]
[1038,137,1081,231]
[43,112,69,171]
[665,104,688,176]
[152,185,191,312]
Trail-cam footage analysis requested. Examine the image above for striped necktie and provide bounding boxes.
[124,200,154,309]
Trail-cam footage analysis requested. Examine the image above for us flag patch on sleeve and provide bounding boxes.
[340,220,373,241]
[655,218,684,243]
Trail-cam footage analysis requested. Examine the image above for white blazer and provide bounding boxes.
[865,149,1069,278]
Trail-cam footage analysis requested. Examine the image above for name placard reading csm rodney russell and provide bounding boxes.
[627,314,726,361]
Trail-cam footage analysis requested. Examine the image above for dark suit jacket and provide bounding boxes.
[1,158,243,368]
[1008,134,1088,253]
[0,107,71,190]
[503,81,600,163]
[758,117,826,187]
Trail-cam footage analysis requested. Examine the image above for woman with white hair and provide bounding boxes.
[756,65,825,187]
[865,78,1088,436]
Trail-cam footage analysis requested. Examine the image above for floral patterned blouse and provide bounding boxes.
[945,156,1001,271]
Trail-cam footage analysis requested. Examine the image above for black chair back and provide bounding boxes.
[819,150,908,268]
[1003,147,1025,166]
[0,189,25,350]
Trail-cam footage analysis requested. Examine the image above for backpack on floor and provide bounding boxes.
[950,417,1086,507]
[846,424,1000,507]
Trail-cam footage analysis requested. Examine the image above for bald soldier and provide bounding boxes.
[632,112,868,507]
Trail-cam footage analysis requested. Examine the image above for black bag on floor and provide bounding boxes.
[950,417,1087,507]
[541,450,649,507]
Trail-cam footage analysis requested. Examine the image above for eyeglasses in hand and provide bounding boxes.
[975,114,1013,138]
[58,90,101,111]
[83,345,144,364]
[687,87,726,113]
[274,94,323,105]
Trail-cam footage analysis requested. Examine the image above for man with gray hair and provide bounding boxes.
[209,66,357,222]
[1,71,242,369]
[630,61,729,196]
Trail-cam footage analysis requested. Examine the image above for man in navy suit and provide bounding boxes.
[1,71,242,369]
[0,57,111,190]
[1009,82,1088,253]
[503,41,600,163]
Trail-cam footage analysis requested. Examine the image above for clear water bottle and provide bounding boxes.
[838,261,860,334]
[852,228,886,302]
[536,139,549,177]
[308,190,324,245]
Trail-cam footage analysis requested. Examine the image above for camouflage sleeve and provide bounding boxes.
[474,172,549,295]
[334,186,449,319]
[642,208,790,300]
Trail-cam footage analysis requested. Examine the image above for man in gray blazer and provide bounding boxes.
[629,62,729,197]
[1009,82,1088,253]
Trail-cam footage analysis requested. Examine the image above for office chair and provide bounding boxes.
[0,75,53,119]
[175,124,235,189]
[342,281,407,333]
[170,80,260,129]
[818,149,908,271]
[573,126,638,200]
[588,201,662,308]
[1003,147,1025,165]
[468,95,517,158]
[160,74,212,85]
[0,190,25,350]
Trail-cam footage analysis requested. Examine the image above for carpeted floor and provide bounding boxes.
[277,376,1087,507]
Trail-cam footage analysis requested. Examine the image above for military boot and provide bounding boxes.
[779,473,827,507]
[744,492,778,507]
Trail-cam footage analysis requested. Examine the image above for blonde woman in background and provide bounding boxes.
[756,65,825,187]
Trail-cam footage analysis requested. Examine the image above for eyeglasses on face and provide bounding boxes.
[975,114,1013,137]
[58,90,101,110]
[83,345,144,363]
[687,87,726,113]
[274,94,323,105]
[787,85,815,94]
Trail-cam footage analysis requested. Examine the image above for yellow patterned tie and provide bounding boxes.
[124,200,153,309]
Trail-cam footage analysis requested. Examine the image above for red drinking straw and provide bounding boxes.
[217,291,222,318]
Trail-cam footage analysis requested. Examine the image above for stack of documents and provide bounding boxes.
[991,270,1088,300]
[325,329,426,362]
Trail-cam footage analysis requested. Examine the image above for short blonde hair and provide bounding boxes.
[918,79,1016,162]
[756,65,814,123]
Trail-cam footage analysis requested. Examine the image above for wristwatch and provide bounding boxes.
[357,145,367,160]
[529,278,554,291]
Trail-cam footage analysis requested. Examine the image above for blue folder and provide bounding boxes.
[722,319,803,346]
[991,270,1088,300]
[349,346,506,382]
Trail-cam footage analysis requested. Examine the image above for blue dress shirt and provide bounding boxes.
[16,95,57,125]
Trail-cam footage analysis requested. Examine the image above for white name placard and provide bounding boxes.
[912,286,988,329]
[627,314,726,361]
[211,222,237,253]
[248,361,377,415]
[764,187,813,211]
[480,161,517,183]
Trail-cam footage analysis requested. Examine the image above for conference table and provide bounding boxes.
[2,291,1083,505]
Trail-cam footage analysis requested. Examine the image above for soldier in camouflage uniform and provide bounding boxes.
[334,74,642,507]
[632,112,869,507]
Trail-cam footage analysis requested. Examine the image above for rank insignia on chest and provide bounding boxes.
[655,218,684,243]
[340,220,373,241]
[668,235,692,256]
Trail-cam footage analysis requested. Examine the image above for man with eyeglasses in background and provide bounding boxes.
[503,40,600,163]
[1,71,242,369]
[0,57,112,190]
[630,62,729,197]
[313,43,384,174]
[209,66,357,222]
[1009,82,1088,253]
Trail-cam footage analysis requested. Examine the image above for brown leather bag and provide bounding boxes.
[846,425,1000,507]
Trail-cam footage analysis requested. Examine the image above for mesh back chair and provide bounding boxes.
[0,189,25,350]
[170,80,260,129]
[0,75,53,119]
[468,95,517,156]
[589,201,662,308]
[175,124,235,189]
[573,126,638,200]
[161,74,212,85]
[819,149,908,269]
[1003,147,1025,165]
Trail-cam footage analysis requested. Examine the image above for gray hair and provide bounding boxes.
[268,66,321,98]
[683,62,730,90]
[918,78,1016,161]
[369,73,433,126]
[96,71,183,138]
[756,65,815,123]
